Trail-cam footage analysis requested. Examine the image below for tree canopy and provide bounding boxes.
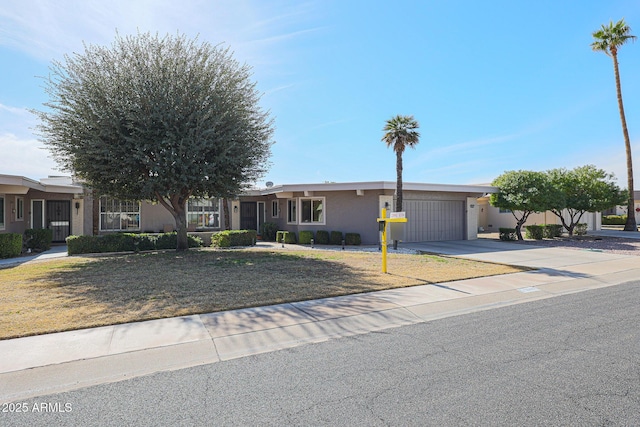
[548,165,627,235]
[35,32,274,250]
[490,170,558,240]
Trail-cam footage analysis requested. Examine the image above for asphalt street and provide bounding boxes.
[2,280,639,426]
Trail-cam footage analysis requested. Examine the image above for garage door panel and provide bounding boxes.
[404,200,464,242]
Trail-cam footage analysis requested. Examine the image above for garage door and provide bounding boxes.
[403,200,465,242]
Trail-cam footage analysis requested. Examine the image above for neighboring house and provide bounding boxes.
[0,174,85,242]
[603,190,640,224]
[1,175,496,245]
[476,195,602,233]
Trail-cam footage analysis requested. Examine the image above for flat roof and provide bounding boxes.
[257,181,497,195]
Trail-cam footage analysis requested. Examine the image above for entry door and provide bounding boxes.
[31,200,45,229]
[47,200,71,242]
[240,202,257,231]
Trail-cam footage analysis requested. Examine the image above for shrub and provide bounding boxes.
[24,228,53,252]
[345,233,361,245]
[330,231,343,245]
[574,223,588,236]
[299,230,314,244]
[211,230,257,247]
[602,215,627,225]
[276,231,285,243]
[315,230,330,244]
[525,225,544,240]
[156,232,202,249]
[283,231,297,244]
[499,228,517,241]
[543,224,563,238]
[0,233,22,258]
[134,234,157,251]
[260,222,278,242]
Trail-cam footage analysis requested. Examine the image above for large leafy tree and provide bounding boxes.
[547,166,627,236]
[35,32,274,251]
[592,19,637,232]
[381,115,420,212]
[490,170,560,240]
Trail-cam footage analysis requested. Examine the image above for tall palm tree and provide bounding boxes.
[382,115,420,213]
[592,19,638,231]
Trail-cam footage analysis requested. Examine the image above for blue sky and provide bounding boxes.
[2,0,640,188]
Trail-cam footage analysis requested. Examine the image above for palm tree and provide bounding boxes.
[592,19,638,231]
[382,115,420,212]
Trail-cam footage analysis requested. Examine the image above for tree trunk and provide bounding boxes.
[223,198,230,230]
[156,191,191,251]
[612,52,638,231]
[394,149,403,250]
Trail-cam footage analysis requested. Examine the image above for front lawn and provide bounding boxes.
[0,248,527,339]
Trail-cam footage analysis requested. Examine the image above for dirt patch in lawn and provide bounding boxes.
[0,249,527,339]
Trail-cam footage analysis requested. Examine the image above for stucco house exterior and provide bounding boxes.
[1,175,495,245]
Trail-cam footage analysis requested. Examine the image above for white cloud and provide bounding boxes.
[0,133,60,179]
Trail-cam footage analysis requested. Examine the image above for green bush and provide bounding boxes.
[315,230,330,244]
[24,228,53,252]
[283,231,297,244]
[345,233,361,245]
[525,225,544,240]
[499,228,517,241]
[133,234,158,251]
[543,224,563,238]
[260,222,278,242]
[0,233,22,258]
[574,223,588,236]
[276,231,285,243]
[211,230,257,247]
[156,232,202,249]
[299,230,314,244]
[330,231,343,245]
[602,215,627,225]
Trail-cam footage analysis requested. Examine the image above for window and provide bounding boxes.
[16,197,24,221]
[499,208,512,214]
[271,200,279,218]
[0,196,4,230]
[300,197,325,224]
[287,199,297,223]
[187,198,220,228]
[99,197,140,231]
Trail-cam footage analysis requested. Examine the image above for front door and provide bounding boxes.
[47,200,71,242]
[240,202,257,231]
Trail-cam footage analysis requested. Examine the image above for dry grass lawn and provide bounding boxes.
[0,248,528,339]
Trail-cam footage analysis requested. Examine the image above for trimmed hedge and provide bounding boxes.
[0,233,22,258]
[67,232,202,255]
[330,231,343,245]
[525,225,544,240]
[210,230,257,248]
[315,230,330,244]
[574,223,588,236]
[345,233,361,245]
[24,228,53,252]
[499,228,517,241]
[602,215,626,225]
[543,224,563,238]
[260,222,278,242]
[299,230,314,244]
[283,231,297,244]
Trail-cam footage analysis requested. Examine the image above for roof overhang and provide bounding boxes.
[253,181,498,196]
[0,174,84,195]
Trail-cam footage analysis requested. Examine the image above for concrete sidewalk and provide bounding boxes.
[2,239,640,403]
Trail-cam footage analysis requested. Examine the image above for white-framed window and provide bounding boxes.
[99,197,140,231]
[271,200,279,218]
[187,198,220,228]
[0,195,4,230]
[300,197,325,224]
[15,197,24,221]
[499,208,512,214]
[287,199,297,224]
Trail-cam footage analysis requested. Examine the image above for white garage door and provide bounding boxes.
[403,200,465,242]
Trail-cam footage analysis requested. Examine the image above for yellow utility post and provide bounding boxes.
[377,207,408,273]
